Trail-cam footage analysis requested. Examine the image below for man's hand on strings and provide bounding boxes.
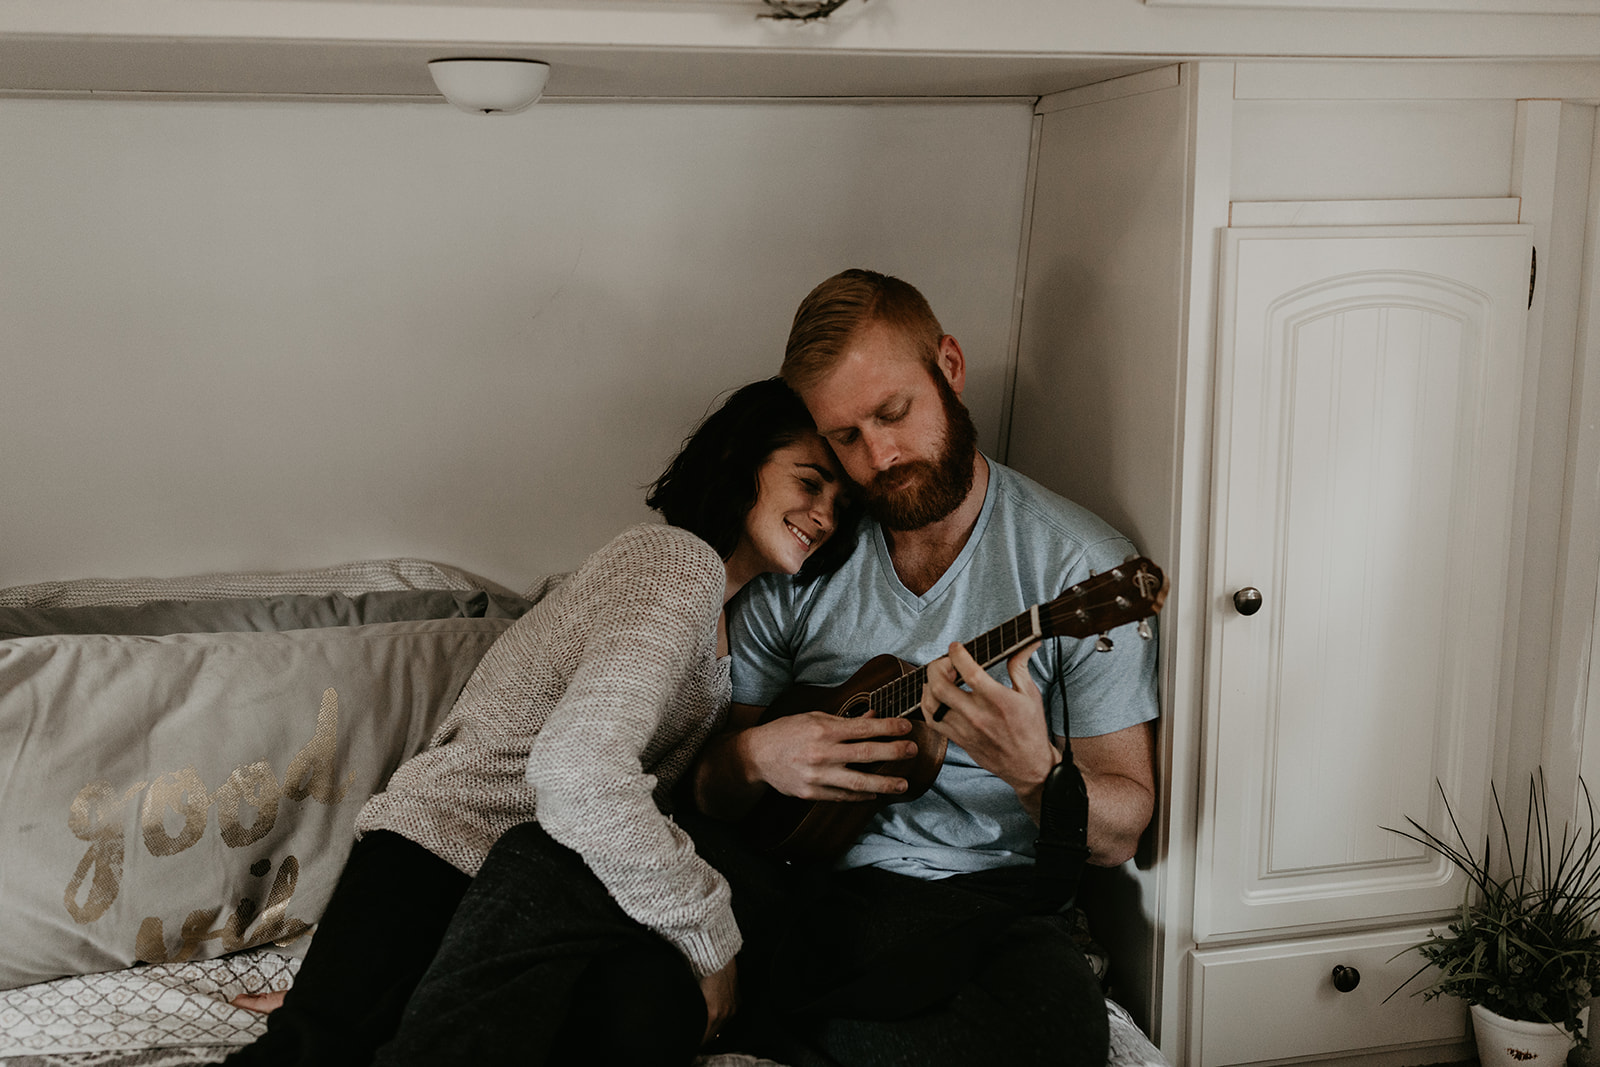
[919,641,1060,819]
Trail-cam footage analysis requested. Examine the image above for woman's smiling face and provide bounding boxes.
[732,433,847,579]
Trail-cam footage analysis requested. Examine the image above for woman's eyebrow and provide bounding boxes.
[796,461,837,482]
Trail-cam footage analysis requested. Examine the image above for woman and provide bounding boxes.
[224,377,856,1066]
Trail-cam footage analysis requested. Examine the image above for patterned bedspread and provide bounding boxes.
[0,950,293,1066]
[0,948,1168,1067]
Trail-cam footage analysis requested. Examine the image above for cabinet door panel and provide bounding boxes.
[1196,225,1531,940]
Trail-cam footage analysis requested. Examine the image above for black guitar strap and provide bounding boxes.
[1033,638,1091,911]
[1034,754,1091,910]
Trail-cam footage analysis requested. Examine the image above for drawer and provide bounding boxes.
[1191,924,1469,1066]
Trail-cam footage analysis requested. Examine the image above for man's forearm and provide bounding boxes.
[688,703,771,819]
[690,729,767,820]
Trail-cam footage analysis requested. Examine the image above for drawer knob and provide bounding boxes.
[1331,965,1361,993]
[1233,587,1264,616]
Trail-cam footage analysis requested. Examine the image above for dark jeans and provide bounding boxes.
[371,821,705,1067]
[681,811,1110,1067]
[221,830,471,1067]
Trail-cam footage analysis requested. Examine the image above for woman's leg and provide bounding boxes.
[372,821,705,1067]
[222,831,470,1067]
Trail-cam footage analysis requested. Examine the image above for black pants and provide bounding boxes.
[371,821,705,1067]
[681,811,1110,1067]
[221,831,471,1067]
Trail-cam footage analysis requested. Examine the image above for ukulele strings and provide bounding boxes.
[865,610,1043,720]
[855,565,1155,721]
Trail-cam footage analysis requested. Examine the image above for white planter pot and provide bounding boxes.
[1470,1003,1588,1067]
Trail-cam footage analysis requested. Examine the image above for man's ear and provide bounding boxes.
[936,335,967,395]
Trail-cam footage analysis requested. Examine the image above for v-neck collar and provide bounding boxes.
[872,454,999,612]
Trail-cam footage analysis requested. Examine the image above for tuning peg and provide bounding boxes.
[1095,635,1114,653]
[1137,619,1153,640]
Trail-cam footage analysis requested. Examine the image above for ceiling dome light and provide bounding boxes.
[427,59,550,115]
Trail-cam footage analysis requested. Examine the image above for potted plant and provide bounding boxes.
[1387,773,1600,1067]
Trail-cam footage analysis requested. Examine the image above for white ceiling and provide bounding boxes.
[5,0,1600,104]
[0,36,1163,101]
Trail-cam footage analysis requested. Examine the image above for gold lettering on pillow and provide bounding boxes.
[62,687,352,925]
[250,855,315,946]
[283,689,354,804]
[135,855,314,964]
[64,779,147,924]
[141,767,212,857]
[215,761,280,848]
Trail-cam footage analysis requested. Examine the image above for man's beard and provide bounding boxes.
[860,373,979,531]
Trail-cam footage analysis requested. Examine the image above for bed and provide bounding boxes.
[0,558,1167,1067]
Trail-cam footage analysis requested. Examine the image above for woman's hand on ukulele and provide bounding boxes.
[742,711,917,801]
[920,641,1060,819]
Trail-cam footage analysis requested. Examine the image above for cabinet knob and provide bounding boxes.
[1331,965,1361,993]
[1233,587,1264,616]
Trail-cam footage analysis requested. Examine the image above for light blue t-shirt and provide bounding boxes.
[729,457,1160,880]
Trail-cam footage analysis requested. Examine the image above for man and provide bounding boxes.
[689,269,1159,1067]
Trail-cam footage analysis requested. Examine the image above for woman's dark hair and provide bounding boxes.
[646,377,858,582]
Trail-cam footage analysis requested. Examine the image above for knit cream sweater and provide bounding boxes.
[356,523,740,977]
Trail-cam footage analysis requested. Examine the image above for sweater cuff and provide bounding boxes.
[670,904,743,979]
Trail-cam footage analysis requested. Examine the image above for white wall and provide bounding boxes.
[0,96,1034,590]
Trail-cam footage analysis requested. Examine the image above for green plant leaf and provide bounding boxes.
[1384,773,1600,1044]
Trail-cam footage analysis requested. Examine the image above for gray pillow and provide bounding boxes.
[0,590,533,639]
[0,618,514,989]
[0,558,515,609]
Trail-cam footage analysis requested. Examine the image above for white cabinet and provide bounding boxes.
[1191,221,1533,1061]
[1198,222,1533,938]
[998,61,1594,1066]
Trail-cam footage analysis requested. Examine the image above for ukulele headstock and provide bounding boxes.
[1041,557,1167,643]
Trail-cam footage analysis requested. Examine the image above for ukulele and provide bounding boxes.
[739,557,1168,862]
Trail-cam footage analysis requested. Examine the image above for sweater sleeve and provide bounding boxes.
[523,526,741,977]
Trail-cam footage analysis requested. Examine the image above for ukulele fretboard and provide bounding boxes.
[858,605,1045,720]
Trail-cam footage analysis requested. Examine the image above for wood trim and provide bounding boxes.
[1551,106,1600,822]
[1148,0,1595,11]
[1503,101,1568,804]
[1228,197,1522,227]
[997,111,1044,464]
[1234,60,1600,102]
[1157,57,1235,1062]
[1035,65,1180,115]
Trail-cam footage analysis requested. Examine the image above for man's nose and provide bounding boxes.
[862,430,899,472]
